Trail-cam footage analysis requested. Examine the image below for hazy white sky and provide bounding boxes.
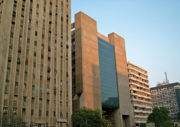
[71,0,180,87]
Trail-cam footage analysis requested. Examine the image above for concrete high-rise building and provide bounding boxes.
[71,12,134,127]
[151,82,180,120]
[127,62,152,126]
[0,0,71,126]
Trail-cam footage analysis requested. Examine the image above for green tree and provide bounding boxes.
[147,107,173,127]
[72,108,111,127]
[177,112,180,121]
[140,123,146,127]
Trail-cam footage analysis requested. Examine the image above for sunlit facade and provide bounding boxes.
[72,12,134,127]
[0,0,72,126]
[127,62,152,126]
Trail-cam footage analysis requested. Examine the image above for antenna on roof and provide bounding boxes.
[156,72,170,86]
[165,72,169,84]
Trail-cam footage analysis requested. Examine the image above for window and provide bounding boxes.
[40,75,43,80]
[46,99,49,104]
[6,79,9,83]
[40,86,42,93]
[26,49,29,55]
[17,58,20,64]
[23,96,26,102]
[32,85,35,91]
[46,111,49,116]
[31,109,34,115]
[48,46,51,51]
[10,32,14,38]
[33,62,36,68]
[42,33,44,39]
[34,41,37,46]
[35,31,38,36]
[39,110,42,116]
[25,59,28,65]
[41,54,44,59]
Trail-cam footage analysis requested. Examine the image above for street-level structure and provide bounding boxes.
[0,0,72,126]
[72,12,134,127]
[127,62,152,126]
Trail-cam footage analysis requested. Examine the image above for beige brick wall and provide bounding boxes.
[73,12,134,127]
[0,0,72,126]
[74,12,101,110]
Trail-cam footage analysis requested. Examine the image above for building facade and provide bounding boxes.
[0,0,72,126]
[151,82,180,120]
[72,12,134,127]
[127,62,152,125]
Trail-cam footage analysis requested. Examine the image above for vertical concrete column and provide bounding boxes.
[108,33,134,127]
[74,12,101,110]
[0,0,14,126]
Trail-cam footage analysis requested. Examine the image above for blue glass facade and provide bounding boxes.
[98,37,119,109]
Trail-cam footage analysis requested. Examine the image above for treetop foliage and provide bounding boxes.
[147,107,173,127]
[72,107,111,127]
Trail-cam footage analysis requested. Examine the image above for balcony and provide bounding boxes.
[130,82,149,91]
[132,98,152,105]
[134,109,152,114]
[130,76,148,85]
[129,71,148,81]
[134,115,148,119]
[130,87,151,95]
[131,92,151,100]
[128,66,148,76]
[133,103,152,110]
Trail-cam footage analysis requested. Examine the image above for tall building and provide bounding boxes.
[151,82,180,120]
[72,12,134,127]
[127,62,152,126]
[0,0,72,126]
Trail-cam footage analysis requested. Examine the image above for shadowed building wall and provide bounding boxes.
[72,12,134,127]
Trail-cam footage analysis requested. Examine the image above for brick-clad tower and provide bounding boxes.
[72,12,134,127]
[0,0,72,126]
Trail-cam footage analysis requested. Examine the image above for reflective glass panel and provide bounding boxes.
[98,37,119,109]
